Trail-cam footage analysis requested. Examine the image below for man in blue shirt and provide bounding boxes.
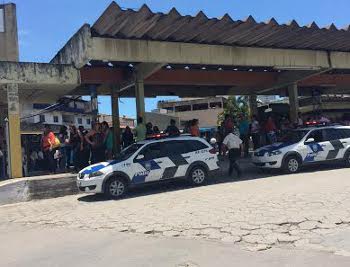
[238,114,250,157]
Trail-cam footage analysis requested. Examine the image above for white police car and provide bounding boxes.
[252,126,350,173]
[77,136,219,198]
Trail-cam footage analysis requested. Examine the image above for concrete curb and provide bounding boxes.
[0,173,78,206]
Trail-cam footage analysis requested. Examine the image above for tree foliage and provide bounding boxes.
[218,96,250,125]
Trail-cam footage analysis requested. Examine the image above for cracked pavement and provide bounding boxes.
[1,164,350,255]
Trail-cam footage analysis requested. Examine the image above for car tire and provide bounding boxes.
[104,177,128,199]
[189,166,207,186]
[283,155,301,174]
[344,150,350,167]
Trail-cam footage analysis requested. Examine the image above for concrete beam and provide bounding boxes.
[0,62,80,85]
[258,70,328,94]
[50,24,92,68]
[91,37,337,68]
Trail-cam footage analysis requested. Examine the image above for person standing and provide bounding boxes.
[101,121,113,160]
[85,122,105,164]
[215,126,224,156]
[41,125,58,174]
[165,119,180,137]
[122,126,134,148]
[190,119,200,137]
[238,114,250,157]
[222,129,244,177]
[265,116,277,145]
[153,125,160,134]
[146,122,154,137]
[250,115,260,150]
[134,117,147,142]
[223,114,234,137]
[58,125,68,172]
[297,112,304,127]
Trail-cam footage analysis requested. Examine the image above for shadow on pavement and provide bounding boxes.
[77,158,347,203]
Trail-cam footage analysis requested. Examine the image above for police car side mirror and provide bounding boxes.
[305,138,315,144]
[135,154,144,161]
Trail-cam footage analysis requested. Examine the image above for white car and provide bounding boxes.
[252,126,350,173]
[77,136,219,198]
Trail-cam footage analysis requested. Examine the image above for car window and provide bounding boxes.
[322,129,339,141]
[306,130,324,143]
[336,129,350,139]
[188,140,208,151]
[163,141,189,155]
[138,143,163,161]
[118,143,143,160]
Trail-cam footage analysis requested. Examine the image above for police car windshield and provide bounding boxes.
[279,130,309,144]
[118,144,143,160]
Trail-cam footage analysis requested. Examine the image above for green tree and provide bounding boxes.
[218,96,250,125]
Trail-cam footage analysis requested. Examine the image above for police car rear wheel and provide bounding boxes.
[105,177,127,199]
[344,151,350,167]
[190,167,207,185]
[284,156,300,173]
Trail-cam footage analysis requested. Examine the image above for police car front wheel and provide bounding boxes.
[283,156,301,174]
[344,151,350,167]
[105,177,128,199]
[189,166,207,185]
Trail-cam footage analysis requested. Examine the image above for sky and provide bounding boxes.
[8,0,350,118]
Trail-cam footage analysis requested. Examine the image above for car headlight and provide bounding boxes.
[268,150,282,156]
[89,171,104,178]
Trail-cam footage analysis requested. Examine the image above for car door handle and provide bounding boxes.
[156,161,163,164]
[342,141,347,144]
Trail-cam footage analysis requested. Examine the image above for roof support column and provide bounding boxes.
[6,83,23,178]
[135,78,145,120]
[89,84,98,123]
[288,83,299,125]
[111,86,121,154]
[249,95,258,118]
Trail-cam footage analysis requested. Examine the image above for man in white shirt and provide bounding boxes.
[222,130,244,177]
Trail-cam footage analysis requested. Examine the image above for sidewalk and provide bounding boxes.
[0,172,78,205]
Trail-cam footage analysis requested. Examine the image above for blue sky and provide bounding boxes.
[11,0,350,117]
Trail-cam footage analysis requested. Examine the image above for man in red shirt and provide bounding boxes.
[41,125,57,174]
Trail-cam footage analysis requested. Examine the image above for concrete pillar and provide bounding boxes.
[249,95,258,119]
[288,83,299,124]
[0,3,19,61]
[89,84,98,122]
[111,86,121,154]
[135,79,145,119]
[6,83,22,178]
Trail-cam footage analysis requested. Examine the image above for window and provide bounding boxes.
[193,103,209,111]
[0,9,4,32]
[336,129,350,139]
[188,140,208,151]
[138,143,163,161]
[175,105,191,112]
[53,116,59,123]
[86,118,91,125]
[306,130,323,143]
[39,115,45,122]
[322,129,339,141]
[164,141,189,155]
[77,118,82,125]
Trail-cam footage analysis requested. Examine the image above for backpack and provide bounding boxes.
[52,136,61,149]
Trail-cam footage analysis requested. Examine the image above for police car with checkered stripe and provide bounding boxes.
[252,125,350,173]
[77,135,219,198]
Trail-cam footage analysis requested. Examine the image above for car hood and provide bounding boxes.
[255,142,294,156]
[80,159,124,175]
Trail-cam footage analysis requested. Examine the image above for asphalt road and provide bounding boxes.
[1,225,350,267]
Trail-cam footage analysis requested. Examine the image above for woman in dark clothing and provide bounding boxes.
[69,125,82,171]
[85,122,105,164]
[58,125,68,171]
[122,126,134,149]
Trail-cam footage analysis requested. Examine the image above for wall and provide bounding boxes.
[173,108,223,128]
[0,3,19,61]
[145,112,180,131]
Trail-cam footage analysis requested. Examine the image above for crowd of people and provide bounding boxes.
[36,112,349,175]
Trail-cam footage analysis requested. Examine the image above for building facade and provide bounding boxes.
[158,97,225,128]
[20,97,93,133]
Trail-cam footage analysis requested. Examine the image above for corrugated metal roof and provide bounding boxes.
[92,2,350,52]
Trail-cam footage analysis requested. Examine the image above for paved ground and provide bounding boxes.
[1,162,350,261]
[2,225,350,267]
